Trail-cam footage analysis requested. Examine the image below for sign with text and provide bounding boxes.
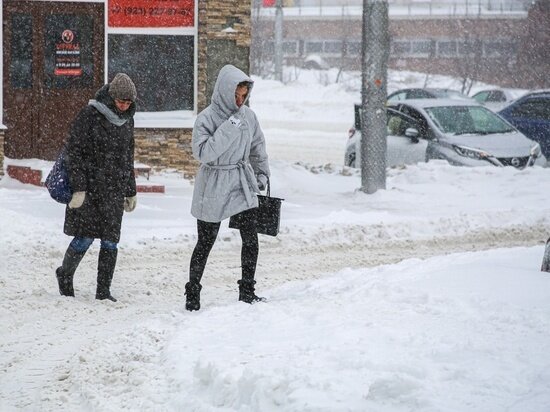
[108,0,194,27]
[54,29,82,76]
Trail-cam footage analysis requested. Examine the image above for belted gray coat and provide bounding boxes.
[191,65,270,223]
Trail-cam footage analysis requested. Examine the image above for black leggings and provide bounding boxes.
[189,209,259,284]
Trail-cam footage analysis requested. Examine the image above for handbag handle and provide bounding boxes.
[259,173,270,197]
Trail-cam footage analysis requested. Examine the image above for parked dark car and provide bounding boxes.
[498,90,550,160]
[387,88,471,102]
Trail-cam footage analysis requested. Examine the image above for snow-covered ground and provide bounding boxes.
[1,69,550,411]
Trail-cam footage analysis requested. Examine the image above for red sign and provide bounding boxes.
[108,0,194,28]
[263,0,276,6]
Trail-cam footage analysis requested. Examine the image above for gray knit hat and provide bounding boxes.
[109,73,137,102]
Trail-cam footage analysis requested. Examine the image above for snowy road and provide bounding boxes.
[2,71,550,410]
[1,219,547,410]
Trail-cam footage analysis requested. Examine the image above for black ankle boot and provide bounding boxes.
[238,279,266,304]
[96,248,118,302]
[56,247,86,297]
[185,282,202,311]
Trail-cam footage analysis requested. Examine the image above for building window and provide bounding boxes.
[346,42,361,56]
[305,41,323,54]
[437,40,457,57]
[283,41,298,55]
[108,35,194,112]
[392,41,411,56]
[484,40,516,57]
[106,0,196,121]
[411,40,433,57]
[324,41,342,54]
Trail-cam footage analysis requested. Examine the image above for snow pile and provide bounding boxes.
[39,247,550,411]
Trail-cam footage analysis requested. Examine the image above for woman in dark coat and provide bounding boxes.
[55,73,138,302]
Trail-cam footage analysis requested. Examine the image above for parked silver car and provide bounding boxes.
[387,88,472,102]
[471,88,527,111]
[345,99,546,168]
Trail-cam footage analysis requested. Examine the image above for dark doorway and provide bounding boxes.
[3,1,104,160]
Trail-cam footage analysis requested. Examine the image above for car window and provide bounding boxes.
[473,91,490,103]
[400,106,431,138]
[387,110,418,137]
[407,89,432,99]
[487,90,506,102]
[510,98,550,121]
[425,105,515,135]
[388,91,407,101]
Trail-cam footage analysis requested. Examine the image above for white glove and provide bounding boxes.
[228,115,242,128]
[68,191,86,209]
[124,195,137,212]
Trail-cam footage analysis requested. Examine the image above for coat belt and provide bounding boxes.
[203,161,257,207]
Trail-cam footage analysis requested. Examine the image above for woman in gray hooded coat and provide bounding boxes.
[185,64,270,311]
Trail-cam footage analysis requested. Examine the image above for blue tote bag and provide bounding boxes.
[45,149,72,204]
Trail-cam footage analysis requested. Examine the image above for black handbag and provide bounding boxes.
[230,177,284,236]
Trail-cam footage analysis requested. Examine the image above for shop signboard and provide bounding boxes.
[108,0,194,27]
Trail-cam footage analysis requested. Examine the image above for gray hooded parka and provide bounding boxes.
[191,65,270,222]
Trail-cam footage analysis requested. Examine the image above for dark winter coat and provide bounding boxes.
[63,85,136,243]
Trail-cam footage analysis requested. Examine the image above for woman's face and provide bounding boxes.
[235,85,249,108]
[115,99,132,112]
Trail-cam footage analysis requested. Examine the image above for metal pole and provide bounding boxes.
[274,0,284,82]
[361,0,389,194]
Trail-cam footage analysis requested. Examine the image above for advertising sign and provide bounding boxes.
[108,0,194,27]
[54,29,82,76]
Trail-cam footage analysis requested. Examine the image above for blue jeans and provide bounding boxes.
[70,237,118,253]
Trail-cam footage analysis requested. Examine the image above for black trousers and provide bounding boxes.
[189,209,259,284]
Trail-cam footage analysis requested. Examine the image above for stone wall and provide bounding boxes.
[134,128,197,178]
[134,0,252,176]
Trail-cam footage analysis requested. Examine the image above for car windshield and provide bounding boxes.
[424,105,516,135]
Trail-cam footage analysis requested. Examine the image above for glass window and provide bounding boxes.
[487,91,506,102]
[347,42,361,56]
[44,14,94,89]
[10,14,33,89]
[510,98,550,121]
[437,41,457,57]
[473,91,490,103]
[458,40,480,56]
[484,40,515,57]
[305,41,323,53]
[108,34,194,112]
[426,106,515,135]
[411,40,432,55]
[392,41,411,55]
[283,41,298,54]
[388,91,407,101]
[324,41,342,54]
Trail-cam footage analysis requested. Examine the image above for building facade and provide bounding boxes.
[1,0,252,177]
[252,0,547,90]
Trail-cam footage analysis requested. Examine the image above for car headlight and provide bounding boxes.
[530,143,541,157]
[452,145,490,160]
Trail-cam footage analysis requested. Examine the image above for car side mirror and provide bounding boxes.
[405,127,419,143]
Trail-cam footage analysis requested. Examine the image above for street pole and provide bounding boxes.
[361,0,389,194]
[274,0,284,82]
